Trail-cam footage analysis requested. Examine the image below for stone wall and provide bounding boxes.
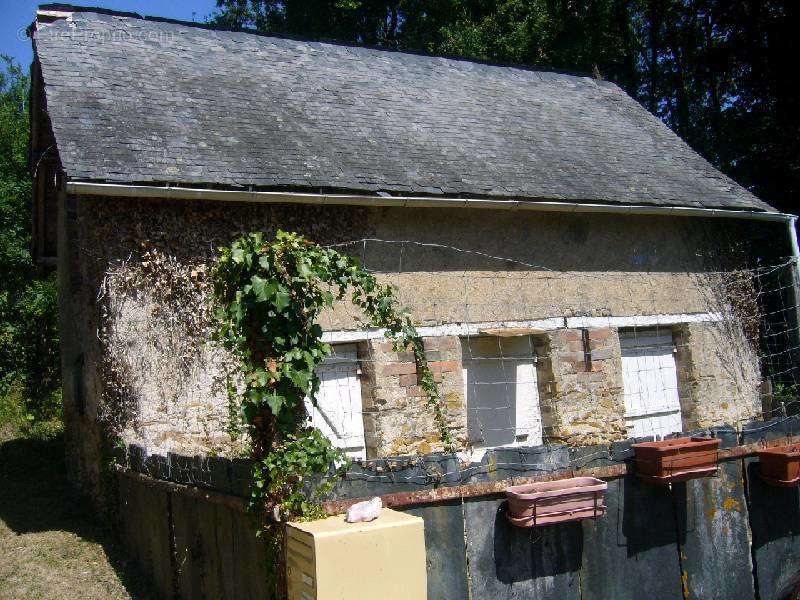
[362,336,467,456]
[337,321,763,455]
[676,321,762,430]
[58,190,105,501]
[539,328,628,446]
[59,193,786,477]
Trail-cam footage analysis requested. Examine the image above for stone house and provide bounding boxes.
[29,5,797,499]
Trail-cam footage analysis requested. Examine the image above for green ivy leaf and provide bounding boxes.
[288,368,310,390]
[210,229,452,531]
[274,290,291,311]
[265,392,285,415]
[298,261,314,279]
[251,275,278,301]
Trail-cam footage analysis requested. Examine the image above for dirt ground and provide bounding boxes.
[0,435,152,599]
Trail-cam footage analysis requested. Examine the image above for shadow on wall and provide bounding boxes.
[746,460,800,548]
[745,459,800,599]
[493,502,583,583]
[0,435,153,599]
[489,474,690,586]
[621,475,686,556]
[360,210,787,274]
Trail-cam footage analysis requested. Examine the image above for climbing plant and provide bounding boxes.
[211,231,452,588]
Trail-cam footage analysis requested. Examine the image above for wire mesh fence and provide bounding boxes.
[96,234,800,475]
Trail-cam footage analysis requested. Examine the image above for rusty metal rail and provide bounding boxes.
[323,436,798,514]
[115,436,797,516]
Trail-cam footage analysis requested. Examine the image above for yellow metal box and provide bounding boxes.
[286,508,427,600]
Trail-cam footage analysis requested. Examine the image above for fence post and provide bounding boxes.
[787,217,800,382]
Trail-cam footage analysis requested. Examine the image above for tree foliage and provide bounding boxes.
[211,0,799,212]
[0,56,60,423]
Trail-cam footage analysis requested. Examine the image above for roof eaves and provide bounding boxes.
[64,179,783,218]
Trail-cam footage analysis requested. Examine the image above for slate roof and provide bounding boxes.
[32,6,773,211]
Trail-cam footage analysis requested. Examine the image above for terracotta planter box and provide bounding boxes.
[758,446,800,487]
[505,477,607,528]
[632,436,720,484]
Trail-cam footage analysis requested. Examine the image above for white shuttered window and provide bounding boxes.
[305,344,366,459]
[620,329,683,439]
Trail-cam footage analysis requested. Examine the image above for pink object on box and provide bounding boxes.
[345,496,382,523]
[505,477,607,528]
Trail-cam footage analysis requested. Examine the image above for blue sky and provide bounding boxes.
[1,0,219,68]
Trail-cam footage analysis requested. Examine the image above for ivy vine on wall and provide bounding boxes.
[211,231,452,589]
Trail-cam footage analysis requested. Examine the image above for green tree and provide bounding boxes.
[711,1,799,211]
[210,0,455,50]
[0,55,60,428]
[436,0,639,89]
[632,0,799,212]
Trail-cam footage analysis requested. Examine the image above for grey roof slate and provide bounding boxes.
[33,7,773,211]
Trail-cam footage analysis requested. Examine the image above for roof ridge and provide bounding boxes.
[38,3,143,20]
[35,3,605,83]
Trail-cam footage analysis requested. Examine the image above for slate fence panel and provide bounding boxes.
[116,421,800,599]
[676,428,755,600]
[462,445,583,599]
[405,501,470,600]
[580,474,684,600]
[118,475,175,600]
[743,417,800,600]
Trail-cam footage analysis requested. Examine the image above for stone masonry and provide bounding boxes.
[675,321,761,430]
[54,193,782,503]
[539,328,628,446]
[362,336,468,457]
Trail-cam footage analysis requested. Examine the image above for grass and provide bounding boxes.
[0,383,63,442]
[0,429,153,599]
[0,385,27,441]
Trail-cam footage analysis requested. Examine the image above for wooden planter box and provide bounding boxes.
[757,446,800,487]
[505,477,607,528]
[632,437,720,485]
